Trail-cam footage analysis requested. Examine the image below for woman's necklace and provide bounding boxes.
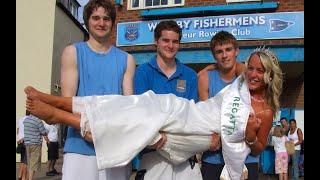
[251,96,265,103]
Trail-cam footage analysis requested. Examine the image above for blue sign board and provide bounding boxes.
[117,11,304,46]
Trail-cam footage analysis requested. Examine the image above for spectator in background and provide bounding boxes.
[44,123,60,176]
[288,119,303,180]
[272,125,289,180]
[280,117,289,135]
[17,111,29,180]
[24,111,49,180]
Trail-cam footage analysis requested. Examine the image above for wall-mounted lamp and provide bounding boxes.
[53,83,61,93]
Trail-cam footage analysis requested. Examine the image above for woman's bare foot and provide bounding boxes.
[25,86,73,112]
[26,99,59,124]
[24,86,40,101]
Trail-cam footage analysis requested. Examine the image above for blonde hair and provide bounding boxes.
[242,47,283,117]
[273,125,283,137]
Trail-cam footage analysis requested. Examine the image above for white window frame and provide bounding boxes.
[72,4,78,18]
[128,0,185,10]
[69,0,78,19]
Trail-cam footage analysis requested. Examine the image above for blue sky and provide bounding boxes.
[77,0,89,24]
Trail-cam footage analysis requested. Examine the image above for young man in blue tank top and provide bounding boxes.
[198,31,261,180]
[60,0,135,180]
[133,20,211,180]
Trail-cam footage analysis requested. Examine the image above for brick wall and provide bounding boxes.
[112,0,304,109]
[113,0,305,22]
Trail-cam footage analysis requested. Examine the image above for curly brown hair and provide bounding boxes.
[83,0,116,30]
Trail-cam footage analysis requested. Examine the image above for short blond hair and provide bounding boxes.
[273,125,283,137]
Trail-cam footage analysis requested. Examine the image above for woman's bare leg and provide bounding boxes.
[24,86,73,112]
[26,99,81,130]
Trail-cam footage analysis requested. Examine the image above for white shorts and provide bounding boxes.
[140,151,202,180]
[62,153,131,180]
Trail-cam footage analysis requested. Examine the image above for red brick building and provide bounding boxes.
[112,0,304,128]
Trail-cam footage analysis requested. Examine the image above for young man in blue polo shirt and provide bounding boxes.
[134,20,201,180]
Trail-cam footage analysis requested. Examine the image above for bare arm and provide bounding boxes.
[197,62,245,77]
[296,128,303,146]
[122,54,135,96]
[235,61,246,76]
[61,45,78,98]
[198,67,221,151]
[39,122,50,143]
[198,70,209,101]
[59,45,82,130]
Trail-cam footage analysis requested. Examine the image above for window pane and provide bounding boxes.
[154,0,160,6]
[70,5,74,15]
[161,0,167,5]
[132,0,139,8]
[145,0,152,6]
[174,0,181,4]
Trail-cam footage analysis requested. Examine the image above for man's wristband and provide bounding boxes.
[245,137,257,146]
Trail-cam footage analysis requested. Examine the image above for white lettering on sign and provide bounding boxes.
[147,16,266,31]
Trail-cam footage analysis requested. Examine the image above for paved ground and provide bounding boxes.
[16,148,135,180]
[16,156,63,180]
[16,148,303,180]
[16,163,303,180]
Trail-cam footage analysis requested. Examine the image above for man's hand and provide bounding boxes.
[197,64,217,76]
[149,131,167,150]
[84,131,93,142]
[209,132,221,151]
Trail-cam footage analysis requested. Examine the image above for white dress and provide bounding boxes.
[73,76,252,180]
